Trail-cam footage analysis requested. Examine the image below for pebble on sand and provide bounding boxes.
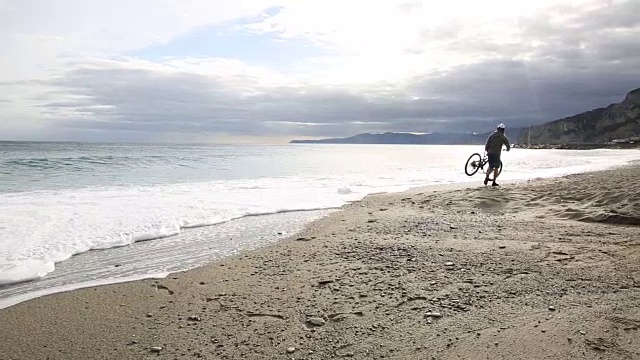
[307,317,326,326]
[445,262,454,267]
[287,347,296,353]
[150,346,163,353]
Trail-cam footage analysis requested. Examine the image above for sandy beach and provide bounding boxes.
[1,164,639,360]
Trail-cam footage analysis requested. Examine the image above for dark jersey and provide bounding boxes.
[485,131,510,155]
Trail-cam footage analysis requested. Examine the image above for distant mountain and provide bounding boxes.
[290,132,498,145]
[289,89,640,146]
[520,88,640,145]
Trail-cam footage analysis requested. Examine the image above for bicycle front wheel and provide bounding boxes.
[464,153,482,176]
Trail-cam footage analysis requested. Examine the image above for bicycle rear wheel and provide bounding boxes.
[464,153,482,176]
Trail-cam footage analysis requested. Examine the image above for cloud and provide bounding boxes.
[37,56,637,140]
[1,0,638,141]
[0,0,282,80]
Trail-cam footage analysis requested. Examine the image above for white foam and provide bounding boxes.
[0,177,377,285]
[0,260,55,286]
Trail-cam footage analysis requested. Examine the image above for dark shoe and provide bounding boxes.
[492,182,500,187]
[484,178,489,186]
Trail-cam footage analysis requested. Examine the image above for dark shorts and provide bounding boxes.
[487,153,501,169]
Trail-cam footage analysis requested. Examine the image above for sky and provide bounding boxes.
[0,0,638,143]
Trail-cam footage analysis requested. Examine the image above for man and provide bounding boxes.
[484,123,510,187]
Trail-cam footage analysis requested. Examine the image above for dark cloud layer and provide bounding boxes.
[37,1,639,140]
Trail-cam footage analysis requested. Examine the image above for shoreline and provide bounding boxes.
[0,208,335,310]
[2,165,640,359]
[0,180,526,310]
[515,143,640,150]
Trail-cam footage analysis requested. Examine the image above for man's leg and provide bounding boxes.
[491,158,500,186]
[484,164,492,185]
[486,154,501,186]
[492,168,500,186]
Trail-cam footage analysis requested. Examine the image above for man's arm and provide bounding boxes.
[485,134,492,152]
[503,135,511,151]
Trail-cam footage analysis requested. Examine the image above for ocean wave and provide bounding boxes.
[1,155,171,170]
[0,182,361,286]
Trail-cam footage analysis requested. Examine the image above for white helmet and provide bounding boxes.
[497,123,506,130]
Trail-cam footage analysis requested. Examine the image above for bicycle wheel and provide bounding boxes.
[464,153,482,176]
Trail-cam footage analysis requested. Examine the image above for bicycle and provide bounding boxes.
[464,152,502,179]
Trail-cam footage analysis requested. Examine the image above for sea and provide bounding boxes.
[1,142,639,309]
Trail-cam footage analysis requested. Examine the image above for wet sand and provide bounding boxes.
[1,165,639,360]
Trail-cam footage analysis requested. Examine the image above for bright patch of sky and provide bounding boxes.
[129,14,331,73]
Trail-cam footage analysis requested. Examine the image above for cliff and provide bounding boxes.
[520,88,640,145]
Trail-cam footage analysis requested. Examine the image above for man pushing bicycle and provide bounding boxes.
[484,123,511,187]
